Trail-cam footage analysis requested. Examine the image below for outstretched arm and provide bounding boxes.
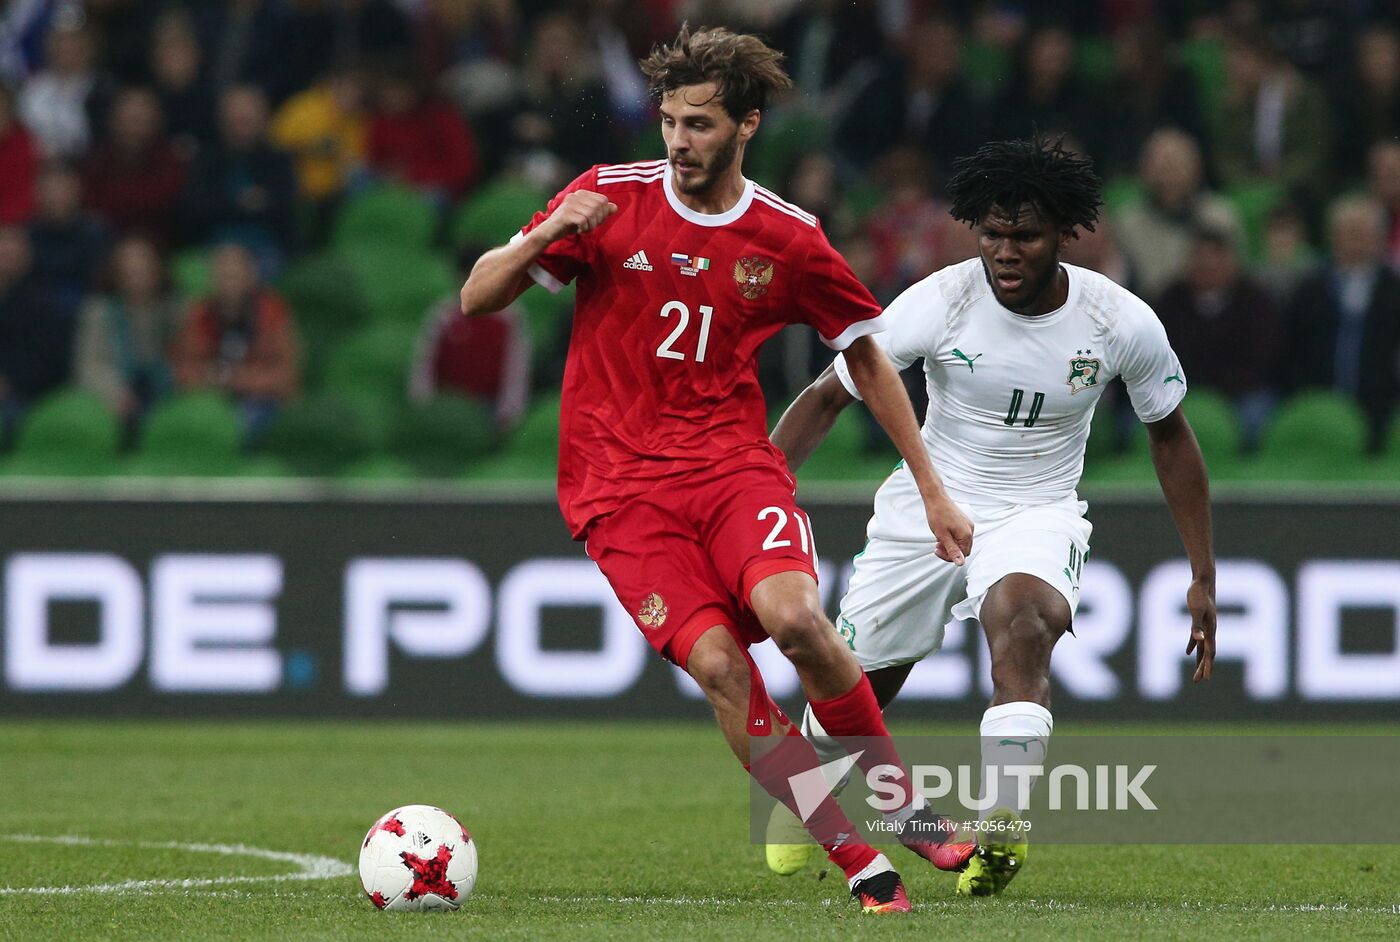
[1145,405,1217,682]
[770,364,856,472]
[840,336,973,565]
[459,190,616,317]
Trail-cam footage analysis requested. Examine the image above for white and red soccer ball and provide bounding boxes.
[359,804,478,911]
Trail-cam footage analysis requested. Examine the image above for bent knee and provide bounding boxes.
[763,603,832,660]
[1008,609,1062,649]
[988,610,1062,700]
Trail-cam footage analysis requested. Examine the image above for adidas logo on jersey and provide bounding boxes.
[623,250,654,271]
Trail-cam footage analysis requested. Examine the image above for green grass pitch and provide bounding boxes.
[1,721,1397,940]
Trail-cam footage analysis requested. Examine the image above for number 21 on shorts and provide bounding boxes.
[757,506,815,558]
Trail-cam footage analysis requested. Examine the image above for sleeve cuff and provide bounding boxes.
[1136,383,1187,424]
[832,354,862,401]
[820,311,888,351]
[510,230,566,295]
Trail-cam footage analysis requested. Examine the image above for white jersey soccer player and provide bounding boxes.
[828,256,1185,669]
[768,137,1217,897]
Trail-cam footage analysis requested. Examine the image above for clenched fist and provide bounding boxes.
[539,190,618,242]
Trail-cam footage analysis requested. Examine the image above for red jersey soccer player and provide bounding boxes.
[460,27,975,912]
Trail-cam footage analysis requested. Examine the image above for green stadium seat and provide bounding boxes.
[621,128,660,163]
[321,325,418,404]
[0,388,121,476]
[463,394,559,480]
[277,251,370,329]
[276,251,371,385]
[1249,392,1369,480]
[333,185,439,252]
[797,408,878,482]
[1180,388,1243,479]
[258,394,378,476]
[238,454,293,478]
[343,245,456,326]
[1176,38,1226,127]
[1081,393,1153,485]
[1086,391,1246,485]
[126,392,244,476]
[515,280,574,366]
[1224,181,1284,263]
[451,180,549,250]
[1083,396,1125,464]
[1103,177,1147,217]
[961,39,1011,95]
[1074,35,1116,86]
[744,110,828,190]
[1367,414,1400,482]
[1082,448,1159,486]
[843,179,888,226]
[171,247,212,299]
[335,388,394,447]
[390,395,498,477]
[340,454,418,481]
[1384,414,1400,461]
[503,393,561,460]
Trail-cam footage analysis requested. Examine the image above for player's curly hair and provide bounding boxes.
[639,25,792,121]
[945,136,1103,235]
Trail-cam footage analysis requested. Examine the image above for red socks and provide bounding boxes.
[746,726,879,879]
[808,675,914,811]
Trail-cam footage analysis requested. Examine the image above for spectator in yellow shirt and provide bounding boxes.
[270,64,368,236]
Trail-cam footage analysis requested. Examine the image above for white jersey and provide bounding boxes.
[834,259,1185,513]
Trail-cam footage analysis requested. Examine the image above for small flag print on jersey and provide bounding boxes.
[671,253,711,276]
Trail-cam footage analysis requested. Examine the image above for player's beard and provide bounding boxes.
[672,130,740,195]
[983,255,1061,314]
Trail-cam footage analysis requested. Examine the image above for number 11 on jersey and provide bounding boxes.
[656,300,714,363]
[1004,388,1046,427]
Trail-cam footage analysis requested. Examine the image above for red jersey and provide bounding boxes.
[517,159,885,537]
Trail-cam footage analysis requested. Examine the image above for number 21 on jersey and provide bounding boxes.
[656,300,713,362]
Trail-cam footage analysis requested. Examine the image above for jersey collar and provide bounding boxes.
[662,165,755,227]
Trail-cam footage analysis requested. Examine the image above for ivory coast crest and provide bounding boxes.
[1067,355,1101,394]
[733,256,775,299]
[637,592,669,629]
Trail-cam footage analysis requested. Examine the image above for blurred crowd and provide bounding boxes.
[2,0,1400,466]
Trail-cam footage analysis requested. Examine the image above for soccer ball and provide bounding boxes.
[359,804,478,911]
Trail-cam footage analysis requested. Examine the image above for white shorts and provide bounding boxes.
[836,467,1092,671]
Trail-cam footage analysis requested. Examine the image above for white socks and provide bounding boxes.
[801,703,854,789]
[802,698,1054,827]
[846,852,894,889]
[978,701,1053,820]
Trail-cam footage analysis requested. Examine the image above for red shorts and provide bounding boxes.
[583,460,819,667]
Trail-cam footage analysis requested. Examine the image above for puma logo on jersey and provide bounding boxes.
[997,738,1035,751]
[952,349,983,372]
[1164,371,1184,385]
[623,250,654,271]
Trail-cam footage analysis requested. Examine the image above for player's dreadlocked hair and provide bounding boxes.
[946,136,1103,236]
[639,25,792,121]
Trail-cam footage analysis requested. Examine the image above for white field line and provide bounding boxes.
[0,837,1396,917]
[0,834,352,896]
[534,896,1400,916]
[11,886,1397,917]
